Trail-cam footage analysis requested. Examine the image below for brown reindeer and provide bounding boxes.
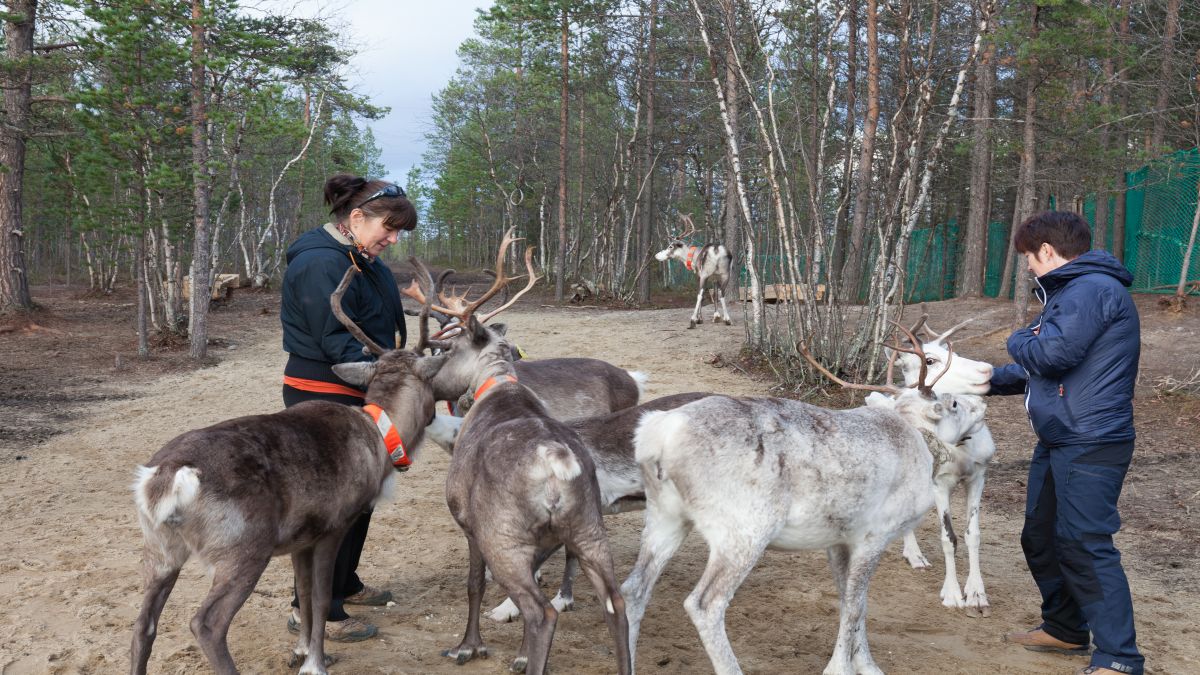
[130,264,448,675]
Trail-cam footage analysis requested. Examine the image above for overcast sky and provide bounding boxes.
[257,0,494,184]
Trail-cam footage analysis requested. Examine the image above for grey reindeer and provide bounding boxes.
[654,213,734,328]
[405,230,632,675]
[130,264,448,675]
[620,333,988,675]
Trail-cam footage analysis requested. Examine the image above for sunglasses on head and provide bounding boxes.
[354,183,406,210]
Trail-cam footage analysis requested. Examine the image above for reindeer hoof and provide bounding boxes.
[688,321,696,329]
[511,656,528,673]
[965,604,992,619]
[442,645,488,665]
[288,652,337,669]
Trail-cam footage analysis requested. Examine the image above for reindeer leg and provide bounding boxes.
[444,536,489,664]
[684,534,770,675]
[826,538,887,675]
[487,545,561,623]
[689,283,704,329]
[551,552,578,614]
[571,538,631,675]
[487,544,554,674]
[288,548,315,668]
[299,533,343,675]
[189,553,271,675]
[716,283,732,325]
[932,477,965,609]
[961,473,991,618]
[710,288,720,323]
[130,555,182,675]
[826,543,850,600]
[901,528,932,569]
[621,505,691,665]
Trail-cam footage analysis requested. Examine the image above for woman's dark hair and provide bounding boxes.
[323,173,417,231]
[1012,210,1092,259]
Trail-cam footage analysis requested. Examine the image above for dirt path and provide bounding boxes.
[1,302,1197,674]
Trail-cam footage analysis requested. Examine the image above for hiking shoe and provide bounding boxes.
[1077,667,1127,675]
[344,584,393,606]
[1003,627,1089,655]
[287,609,378,643]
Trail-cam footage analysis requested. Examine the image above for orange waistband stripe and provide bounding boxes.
[283,376,365,399]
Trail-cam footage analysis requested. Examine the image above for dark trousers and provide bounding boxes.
[284,385,372,622]
[1022,441,1144,675]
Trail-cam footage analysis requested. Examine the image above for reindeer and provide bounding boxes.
[654,214,733,329]
[884,315,998,617]
[412,267,649,420]
[404,231,631,675]
[621,336,987,675]
[130,265,447,675]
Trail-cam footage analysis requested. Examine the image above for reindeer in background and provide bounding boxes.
[654,214,733,329]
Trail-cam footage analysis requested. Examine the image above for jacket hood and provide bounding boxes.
[286,226,348,264]
[1038,250,1133,295]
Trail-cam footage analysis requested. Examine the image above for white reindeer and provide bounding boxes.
[885,316,997,617]
[621,348,987,675]
[654,214,733,328]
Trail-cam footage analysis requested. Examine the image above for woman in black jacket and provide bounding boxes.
[279,174,416,641]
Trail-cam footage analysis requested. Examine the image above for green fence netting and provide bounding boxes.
[685,149,1199,299]
[1123,148,1200,294]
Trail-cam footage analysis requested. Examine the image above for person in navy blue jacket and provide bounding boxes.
[279,174,416,642]
[991,211,1143,675]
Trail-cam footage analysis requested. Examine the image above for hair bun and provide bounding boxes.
[323,174,368,214]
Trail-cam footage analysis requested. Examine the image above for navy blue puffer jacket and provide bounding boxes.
[281,226,406,387]
[989,250,1140,448]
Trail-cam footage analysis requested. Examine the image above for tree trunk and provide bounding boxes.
[636,0,657,302]
[554,8,569,301]
[1177,179,1200,298]
[720,0,738,264]
[1112,0,1131,262]
[831,0,857,277]
[840,0,879,302]
[188,0,212,359]
[1011,6,1039,328]
[1149,0,1179,154]
[0,0,37,313]
[958,15,995,298]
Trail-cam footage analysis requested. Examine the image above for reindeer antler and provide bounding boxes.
[920,317,974,345]
[429,227,539,336]
[331,266,388,356]
[677,213,697,239]
[400,258,455,354]
[797,342,901,395]
[883,320,955,396]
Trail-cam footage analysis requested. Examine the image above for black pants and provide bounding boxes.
[284,385,373,622]
[1021,441,1143,675]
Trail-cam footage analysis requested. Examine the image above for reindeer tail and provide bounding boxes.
[626,370,649,400]
[133,464,201,528]
[634,409,688,466]
[535,443,582,481]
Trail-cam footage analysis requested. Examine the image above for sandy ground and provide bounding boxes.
[1,301,1198,674]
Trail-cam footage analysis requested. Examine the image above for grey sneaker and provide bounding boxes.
[344,584,393,606]
[287,609,378,643]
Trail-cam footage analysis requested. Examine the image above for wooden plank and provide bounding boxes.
[737,283,826,303]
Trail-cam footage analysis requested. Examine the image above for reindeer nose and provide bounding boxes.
[979,363,994,379]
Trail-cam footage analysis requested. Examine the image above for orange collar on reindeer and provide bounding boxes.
[685,246,699,271]
[474,375,518,401]
[363,404,410,470]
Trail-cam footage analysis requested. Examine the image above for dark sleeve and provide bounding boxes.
[988,362,1028,396]
[296,255,373,364]
[1006,285,1110,378]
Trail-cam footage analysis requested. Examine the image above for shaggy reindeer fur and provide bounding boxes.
[130,350,443,675]
[621,390,987,675]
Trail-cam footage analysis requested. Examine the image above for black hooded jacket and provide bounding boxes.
[990,250,1139,448]
[280,225,406,390]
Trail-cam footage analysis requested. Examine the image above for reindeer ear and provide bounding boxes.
[924,400,946,421]
[413,354,447,381]
[488,322,508,336]
[469,315,490,346]
[332,361,377,387]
